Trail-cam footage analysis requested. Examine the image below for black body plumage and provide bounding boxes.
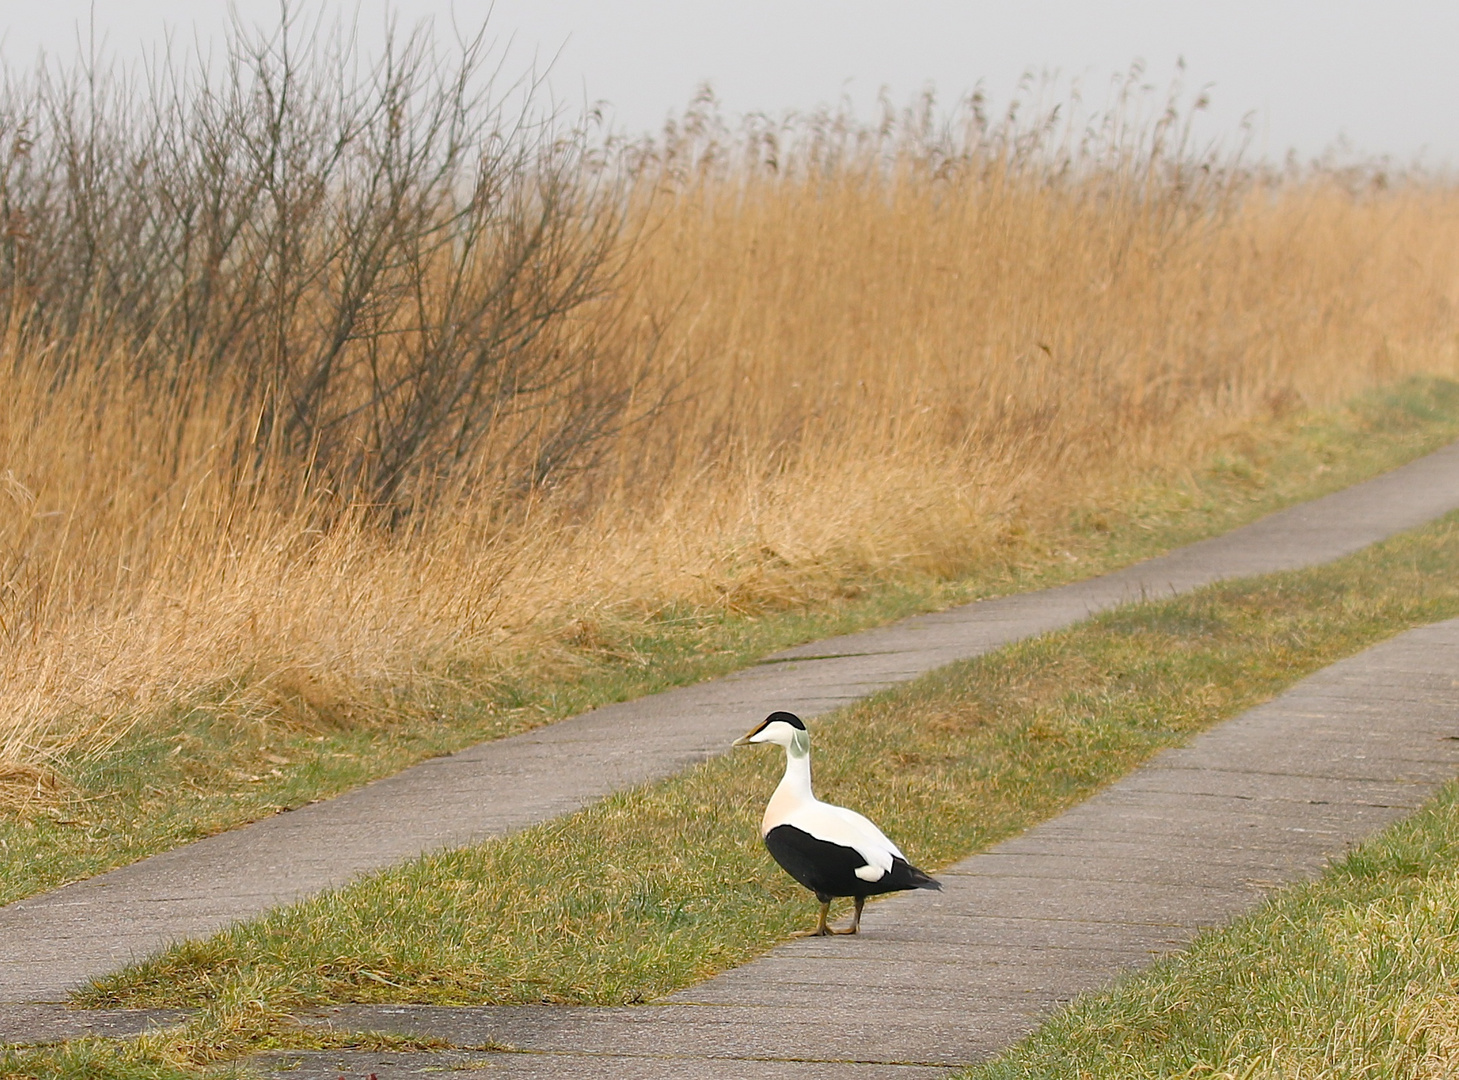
[765,823,942,903]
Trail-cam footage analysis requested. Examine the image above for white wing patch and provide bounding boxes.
[779,799,904,880]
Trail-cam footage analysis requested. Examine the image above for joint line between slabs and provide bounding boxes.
[755,650,902,664]
[411,1044,962,1068]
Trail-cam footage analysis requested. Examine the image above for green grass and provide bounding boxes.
[0,1002,451,1080]
[23,774,1459,1080]
[0,1041,203,1080]
[961,781,1459,1079]
[6,376,1459,910]
[71,506,1459,1066]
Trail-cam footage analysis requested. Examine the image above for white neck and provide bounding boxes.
[762,744,815,835]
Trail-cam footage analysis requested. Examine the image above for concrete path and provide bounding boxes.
[4,442,1459,1008]
[269,616,1459,1078]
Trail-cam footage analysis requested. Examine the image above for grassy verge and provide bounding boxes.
[0,1018,451,1080]
[961,781,1459,1079]
[4,377,1459,910]
[44,504,1459,1075]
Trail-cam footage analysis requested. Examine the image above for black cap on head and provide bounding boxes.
[764,711,805,729]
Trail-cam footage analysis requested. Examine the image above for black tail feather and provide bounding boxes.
[908,865,942,891]
[892,857,941,891]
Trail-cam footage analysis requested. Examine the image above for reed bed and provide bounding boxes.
[2,17,1459,791]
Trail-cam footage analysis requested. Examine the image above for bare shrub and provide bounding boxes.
[0,6,648,516]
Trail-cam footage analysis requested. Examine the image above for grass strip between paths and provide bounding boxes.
[6,378,1459,912]
[38,508,1459,1074]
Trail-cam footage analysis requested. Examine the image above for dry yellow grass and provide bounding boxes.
[3,82,1459,790]
[621,166,1459,557]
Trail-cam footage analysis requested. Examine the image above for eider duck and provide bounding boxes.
[733,710,941,935]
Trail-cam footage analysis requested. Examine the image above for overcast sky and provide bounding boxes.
[2,1,1455,166]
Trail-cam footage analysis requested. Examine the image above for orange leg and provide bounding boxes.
[833,896,865,935]
[813,900,832,935]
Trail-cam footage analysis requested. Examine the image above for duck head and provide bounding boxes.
[732,711,810,757]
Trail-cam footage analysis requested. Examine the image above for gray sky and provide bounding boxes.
[2,1,1455,166]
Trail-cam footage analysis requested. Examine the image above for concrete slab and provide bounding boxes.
[0,1005,186,1045]
[252,1047,945,1080]
[296,1002,1018,1069]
